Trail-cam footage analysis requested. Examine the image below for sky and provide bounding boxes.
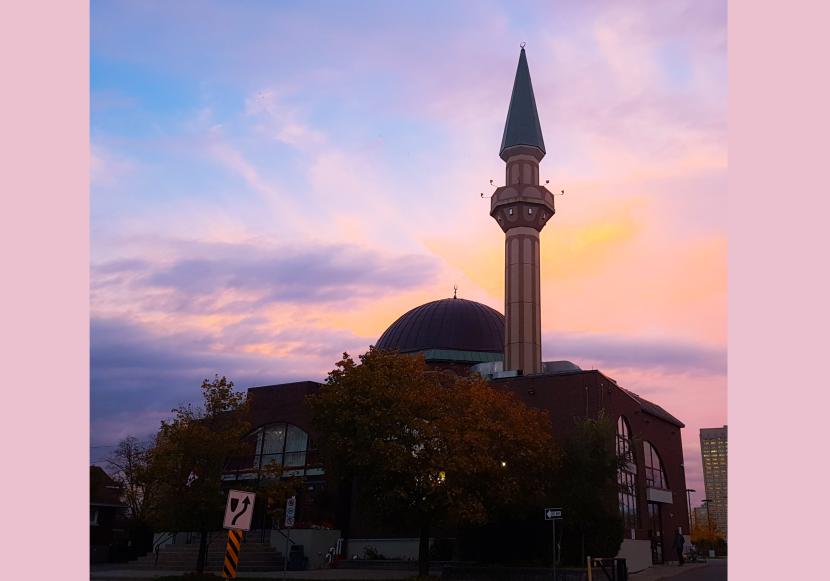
[90,0,726,508]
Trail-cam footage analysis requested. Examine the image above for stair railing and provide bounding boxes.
[152,532,176,567]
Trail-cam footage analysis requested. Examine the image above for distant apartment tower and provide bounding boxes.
[692,505,709,530]
[700,425,727,539]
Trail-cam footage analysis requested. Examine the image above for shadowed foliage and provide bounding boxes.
[308,348,557,576]
[144,375,250,573]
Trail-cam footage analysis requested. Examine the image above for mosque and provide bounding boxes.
[218,48,690,573]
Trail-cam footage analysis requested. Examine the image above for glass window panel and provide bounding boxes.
[644,441,668,489]
[284,450,306,467]
[263,425,286,455]
[254,429,263,458]
[261,453,283,467]
[285,425,308,453]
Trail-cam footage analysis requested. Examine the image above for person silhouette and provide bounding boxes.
[673,528,686,566]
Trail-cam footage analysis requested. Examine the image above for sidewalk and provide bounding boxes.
[91,562,709,581]
[629,561,708,581]
[91,567,426,580]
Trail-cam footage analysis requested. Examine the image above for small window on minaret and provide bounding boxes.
[528,208,533,215]
[509,208,514,215]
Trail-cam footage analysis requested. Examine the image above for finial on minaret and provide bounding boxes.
[453,284,458,299]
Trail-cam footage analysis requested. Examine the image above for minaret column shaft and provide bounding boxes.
[504,226,541,374]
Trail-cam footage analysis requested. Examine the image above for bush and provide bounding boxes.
[363,545,386,560]
[429,538,454,561]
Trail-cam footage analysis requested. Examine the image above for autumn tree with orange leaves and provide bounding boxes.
[308,348,557,576]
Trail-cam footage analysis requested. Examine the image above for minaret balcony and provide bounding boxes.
[490,184,556,233]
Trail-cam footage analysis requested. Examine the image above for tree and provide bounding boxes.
[256,464,304,530]
[553,414,624,565]
[106,436,157,556]
[691,520,726,556]
[107,436,155,523]
[145,375,250,573]
[308,348,556,576]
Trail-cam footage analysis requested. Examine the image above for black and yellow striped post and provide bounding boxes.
[222,529,244,578]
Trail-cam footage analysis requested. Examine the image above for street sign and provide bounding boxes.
[545,507,563,520]
[223,489,256,531]
[285,495,297,528]
[544,507,563,580]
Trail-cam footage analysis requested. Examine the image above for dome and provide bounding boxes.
[376,297,505,355]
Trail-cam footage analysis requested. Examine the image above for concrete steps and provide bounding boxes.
[128,536,286,572]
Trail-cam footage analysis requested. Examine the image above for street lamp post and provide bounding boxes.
[685,489,695,534]
[702,499,713,556]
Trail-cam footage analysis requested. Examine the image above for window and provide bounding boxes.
[616,416,638,532]
[253,423,311,472]
[644,441,668,489]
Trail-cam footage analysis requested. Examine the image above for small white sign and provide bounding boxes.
[285,495,296,528]
[544,508,563,520]
[223,489,256,531]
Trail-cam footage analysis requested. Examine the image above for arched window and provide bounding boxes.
[253,423,309,469]
[616,416,638,533]
[616,416,634,463]
[644,441,668,489]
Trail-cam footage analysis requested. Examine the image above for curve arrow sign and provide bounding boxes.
[231,496,251,526]
[224,490,256,531]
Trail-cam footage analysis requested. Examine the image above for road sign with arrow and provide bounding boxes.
[544,507,563,520]
[223,489,256,531]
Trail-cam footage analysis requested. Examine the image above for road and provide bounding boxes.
[657,559,727,581]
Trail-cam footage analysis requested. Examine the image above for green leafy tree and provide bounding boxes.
[145,375,250,573]
[553,414,624,565]
[308,348,556,576]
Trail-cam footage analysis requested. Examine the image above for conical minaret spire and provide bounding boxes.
[500,47,546,161]
[490,46,555,375]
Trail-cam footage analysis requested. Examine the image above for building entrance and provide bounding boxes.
[648,502,663,564]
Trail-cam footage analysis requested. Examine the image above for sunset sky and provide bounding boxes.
[90,0,726,507]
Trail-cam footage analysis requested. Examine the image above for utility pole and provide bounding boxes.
[685,489,695,534]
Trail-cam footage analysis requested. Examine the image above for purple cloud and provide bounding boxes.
[92,239,440,313]
[90,314,373,447]
[542,331,726,377]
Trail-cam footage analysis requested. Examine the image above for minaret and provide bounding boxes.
[490,47,555,375]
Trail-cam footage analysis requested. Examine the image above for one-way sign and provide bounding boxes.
[544,508,563,520]
[223,489,256,531]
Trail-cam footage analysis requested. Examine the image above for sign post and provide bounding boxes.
[222,490,256,579]
[545,508,563,581]
[221,529,244,579]
[283,496,296,579]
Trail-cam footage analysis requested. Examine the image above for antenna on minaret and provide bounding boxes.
[453,284,458,299]
[481,180,497,198]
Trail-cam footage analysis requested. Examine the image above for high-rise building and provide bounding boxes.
[700,426,727,540]
[692,504,710,531]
